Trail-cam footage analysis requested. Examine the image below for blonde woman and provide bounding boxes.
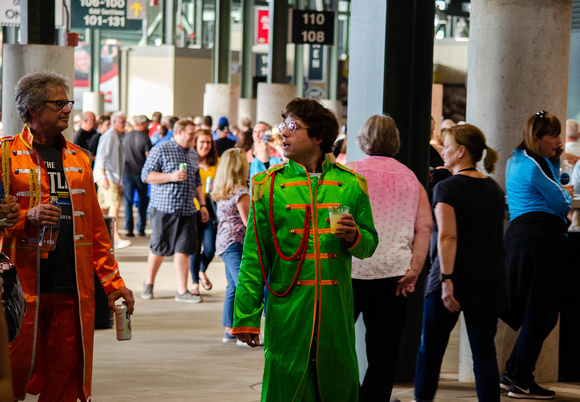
[210,149,250,342]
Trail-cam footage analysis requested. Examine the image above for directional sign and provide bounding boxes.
[127,0,144,20]
[71,0,143,30]
[292,10,334,45]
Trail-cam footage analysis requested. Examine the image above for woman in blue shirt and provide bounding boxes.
[501,110,573,400]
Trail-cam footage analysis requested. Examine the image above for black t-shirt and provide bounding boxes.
[215,137,236,156]
[33,142,76,293]
[426,174,509,313]
[122,130,152,175]
[73,128,96,151]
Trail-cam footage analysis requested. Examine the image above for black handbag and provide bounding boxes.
[0,252,26,342]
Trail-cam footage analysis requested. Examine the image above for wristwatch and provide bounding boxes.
[440,273,453,282]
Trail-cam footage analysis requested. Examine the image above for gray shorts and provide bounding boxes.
[149,207,198,256]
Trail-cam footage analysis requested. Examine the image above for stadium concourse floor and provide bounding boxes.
[25,218,580,401]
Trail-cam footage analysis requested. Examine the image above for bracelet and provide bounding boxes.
[439,273,453,282]
[200,205,207,208]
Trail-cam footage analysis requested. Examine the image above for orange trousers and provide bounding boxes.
[26,293,84,402]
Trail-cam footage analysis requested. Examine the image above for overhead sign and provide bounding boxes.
[0,0,68,28]
[292,10,334,46]
[255,8,269,45]
[256,54,268,78]
[71,0,143,30]
[307,44,326,83]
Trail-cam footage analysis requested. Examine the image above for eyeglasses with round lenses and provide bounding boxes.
[43,100,75,110]
[279,121,303,133]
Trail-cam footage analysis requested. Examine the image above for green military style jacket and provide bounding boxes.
[233,155,378,401]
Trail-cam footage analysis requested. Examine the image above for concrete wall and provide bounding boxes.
[127,46,213,119]
[433,38,469,85]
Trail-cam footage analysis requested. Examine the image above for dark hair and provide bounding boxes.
[203,115,213,128]
[236,129,254,153]
[168,116,179,130]
[151,111,162,123]
[97,115,110,125]
[195,129,218,166]
[281,98,339,154]
[444,124,498,173]
[158,125,168,139]
[518,110,561,156]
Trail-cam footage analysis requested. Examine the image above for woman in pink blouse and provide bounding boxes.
[345,115,432,401]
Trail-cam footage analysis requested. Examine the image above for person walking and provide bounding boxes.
[141,119,209,303]
[500,111,573,400]
[122,115,152,237]
[210,148,250,343]
[233,98,378,401]
[189,129,219,295]
[345,115,432,401]
[414,124,508,402]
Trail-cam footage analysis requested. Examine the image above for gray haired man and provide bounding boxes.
[93,111,131,248]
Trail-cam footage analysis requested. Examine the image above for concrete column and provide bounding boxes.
[238,98,257,126]
[82,92,105,116]
[203,83,241,128]
[256,83,297,128]
[1,44,74,141]
[321,99,344,126]
[461,0,572,383]
[467,0,571,189]
[348,1,434,383]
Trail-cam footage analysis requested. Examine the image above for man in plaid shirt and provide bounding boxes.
[140,119,209,303]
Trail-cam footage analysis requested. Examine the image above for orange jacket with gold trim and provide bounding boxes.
[0,126,126,400]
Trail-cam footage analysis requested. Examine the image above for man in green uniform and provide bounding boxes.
[233,98,378,401]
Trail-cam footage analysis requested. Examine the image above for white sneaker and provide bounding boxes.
[114,238,132,249]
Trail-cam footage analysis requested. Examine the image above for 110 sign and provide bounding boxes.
[84,14,125,27]
[80,0,126,7]
[292,10,334,45]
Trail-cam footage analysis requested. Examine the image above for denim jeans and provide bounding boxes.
[414,291,500,402]
[221,242,243,327]
[123,174,149,235]
[189,214,216,284]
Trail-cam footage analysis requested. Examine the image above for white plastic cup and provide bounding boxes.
[328,205,350,234]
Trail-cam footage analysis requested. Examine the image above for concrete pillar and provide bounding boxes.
[256,83,297,128]
[321,99,344,126]
[203,83,241,128]
[461,0,572,383]
[348,1,434,383]
[238,98,257,126]
[82,92,105,116]
[466,0,571,189]
[1,44,74,141]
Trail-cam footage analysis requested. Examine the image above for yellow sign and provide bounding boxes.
[127,1,145,20]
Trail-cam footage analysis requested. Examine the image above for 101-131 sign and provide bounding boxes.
[292,10,335,45]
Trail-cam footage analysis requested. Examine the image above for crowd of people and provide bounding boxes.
[0,70,575,402]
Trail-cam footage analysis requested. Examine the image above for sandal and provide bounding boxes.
[190,287,201,296]
[200,277,213,290]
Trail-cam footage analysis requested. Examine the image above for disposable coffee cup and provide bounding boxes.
[329,205,350,234]
[0,194,17,227]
